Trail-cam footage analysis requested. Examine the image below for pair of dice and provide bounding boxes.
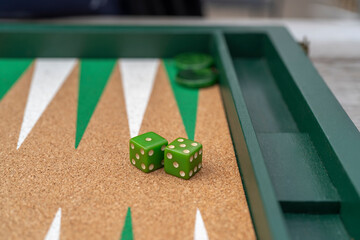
[129,132,203,180]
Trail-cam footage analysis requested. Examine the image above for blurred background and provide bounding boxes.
[205,0,359,19]
[0,0,358,19]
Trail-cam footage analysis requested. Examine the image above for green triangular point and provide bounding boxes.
[120,207,134,240]
[163,59,199,140]
[75,59,116,148]
[0,58,33,101]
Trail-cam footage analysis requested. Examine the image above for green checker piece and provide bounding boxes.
[175,53,214,71]
[129,132,168,173]
[164,137,203,180]
[176,69,218,88]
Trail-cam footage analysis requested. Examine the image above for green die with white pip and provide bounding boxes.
[164,137,203,180]
[129,132,168,173]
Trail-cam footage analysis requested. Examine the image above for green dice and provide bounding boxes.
[164,137,203,180]
[129,132,168,173]
[129,133,203,179]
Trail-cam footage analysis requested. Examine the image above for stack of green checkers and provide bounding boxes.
[174,52,218,88]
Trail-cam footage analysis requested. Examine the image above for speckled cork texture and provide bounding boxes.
[0,61,255,240]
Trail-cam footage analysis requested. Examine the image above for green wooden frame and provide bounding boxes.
[0,23,359,239]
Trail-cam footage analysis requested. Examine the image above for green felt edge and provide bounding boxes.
[163,59,198,140]
[76,59,116,148]
[0,58,32,101]
[0,23,358,239]
[120,207,134,240]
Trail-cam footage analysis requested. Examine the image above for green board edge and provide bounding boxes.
[265,27,360,238]
[212,32,290,240]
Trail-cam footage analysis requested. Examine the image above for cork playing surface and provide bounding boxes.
[0,59,255,240]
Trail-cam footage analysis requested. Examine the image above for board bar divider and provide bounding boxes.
[211,31,290,240]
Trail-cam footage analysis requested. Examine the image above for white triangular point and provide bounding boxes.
[17,58,77,149]
[194,209,209,240]
[119,58,159,138]
[44,208,61,240]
